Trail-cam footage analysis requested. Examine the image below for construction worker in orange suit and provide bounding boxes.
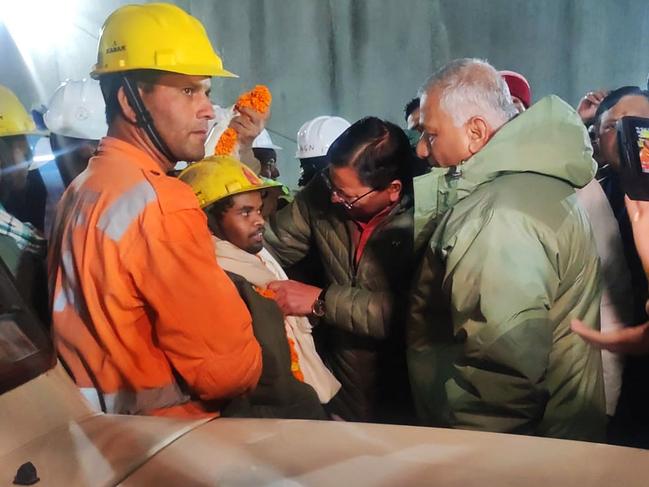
[48,3,265,418]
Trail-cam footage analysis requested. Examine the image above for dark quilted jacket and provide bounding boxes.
[264,175,414,422]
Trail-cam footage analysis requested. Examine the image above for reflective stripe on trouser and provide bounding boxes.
[80,382,190,414]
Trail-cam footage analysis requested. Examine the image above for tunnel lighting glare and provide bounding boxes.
[1,0,81,101]
[33,154,54,163]
[1,0,80,53]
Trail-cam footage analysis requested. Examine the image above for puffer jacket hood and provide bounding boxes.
[456,95,596,201]
[413,95,596,245]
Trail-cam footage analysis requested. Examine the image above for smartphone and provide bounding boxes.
[616,116,649,201]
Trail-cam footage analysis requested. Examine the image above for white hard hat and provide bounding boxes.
[295,116,351,159]
[44,79,108,140]
[252,129,282,150]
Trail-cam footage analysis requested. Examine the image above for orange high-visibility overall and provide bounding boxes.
[49,137,261,417]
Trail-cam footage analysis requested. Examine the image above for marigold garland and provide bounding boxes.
[214,127,238,156]
[236,85,272,114]
[214,85,272,156]
[287,337,305,382]
[252,285,305,382]
[253,286,277,300]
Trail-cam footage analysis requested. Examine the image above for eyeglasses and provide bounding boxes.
[321,171,377,210]
[421,131,436,147]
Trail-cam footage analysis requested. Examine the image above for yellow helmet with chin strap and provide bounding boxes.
[179,155,284,209]
[90,3,237,79]
[0,85,37,137]
[90,3,237,164]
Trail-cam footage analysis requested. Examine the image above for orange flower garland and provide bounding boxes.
[214,127,238,156]
[253,285,305,382]
[214,85,272,156]
[237,85,272,114]
[287,338,305,382]
[253,286,277,300]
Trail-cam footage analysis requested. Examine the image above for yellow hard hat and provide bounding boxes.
[179,155,282,209]
[91,3,237,79]
[0,85,37,137]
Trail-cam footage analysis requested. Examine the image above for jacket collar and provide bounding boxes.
[96,136,166,175]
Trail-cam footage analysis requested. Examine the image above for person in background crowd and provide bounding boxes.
[564,87,636,422]
[573,195,649,355]
[594,87,649,323]
[408,58,605,442]
[180,155,337,419]
[578,88,649,448]
[264,116,415,423]
[295,116,350,187]
[49,3,263,418]
[576,89,609,163]
[499,70,532,113]
[573,195,649,449]
[404,97,431,177]
[30,136,65,237]
[44,79,108,188]
[404,97,422,133]
[252,129,281,180]
[575,172,633,418]
[0,85,47,231]
[0,85,48,325]
[37,79,107,237]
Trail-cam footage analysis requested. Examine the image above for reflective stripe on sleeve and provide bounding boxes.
[97,180,157,242]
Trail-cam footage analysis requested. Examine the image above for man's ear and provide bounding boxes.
[116,85,138,125]
[387,179,402,203]
[466,116,491,155]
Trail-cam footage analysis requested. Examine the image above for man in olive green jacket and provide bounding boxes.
[264,117,415,422]
[408,58,606,441]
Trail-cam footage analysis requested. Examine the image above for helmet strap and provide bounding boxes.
[120,74,177,164]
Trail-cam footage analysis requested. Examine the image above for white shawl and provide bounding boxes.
[213,237,341,403]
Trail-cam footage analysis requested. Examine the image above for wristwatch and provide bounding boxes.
[311,288,327,318]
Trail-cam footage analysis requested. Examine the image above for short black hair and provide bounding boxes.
[298,156,327,187]
[205,190,271,222]
[594,86,646,127]
[99,70,163,125]
[328,116,413,190]
[252,147,277,165]
[205,195,235,224]
[404,98,420,122]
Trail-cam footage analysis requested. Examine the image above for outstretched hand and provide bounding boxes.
[571,318,649,355]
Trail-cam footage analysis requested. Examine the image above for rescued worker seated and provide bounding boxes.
[180,155,335,419]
